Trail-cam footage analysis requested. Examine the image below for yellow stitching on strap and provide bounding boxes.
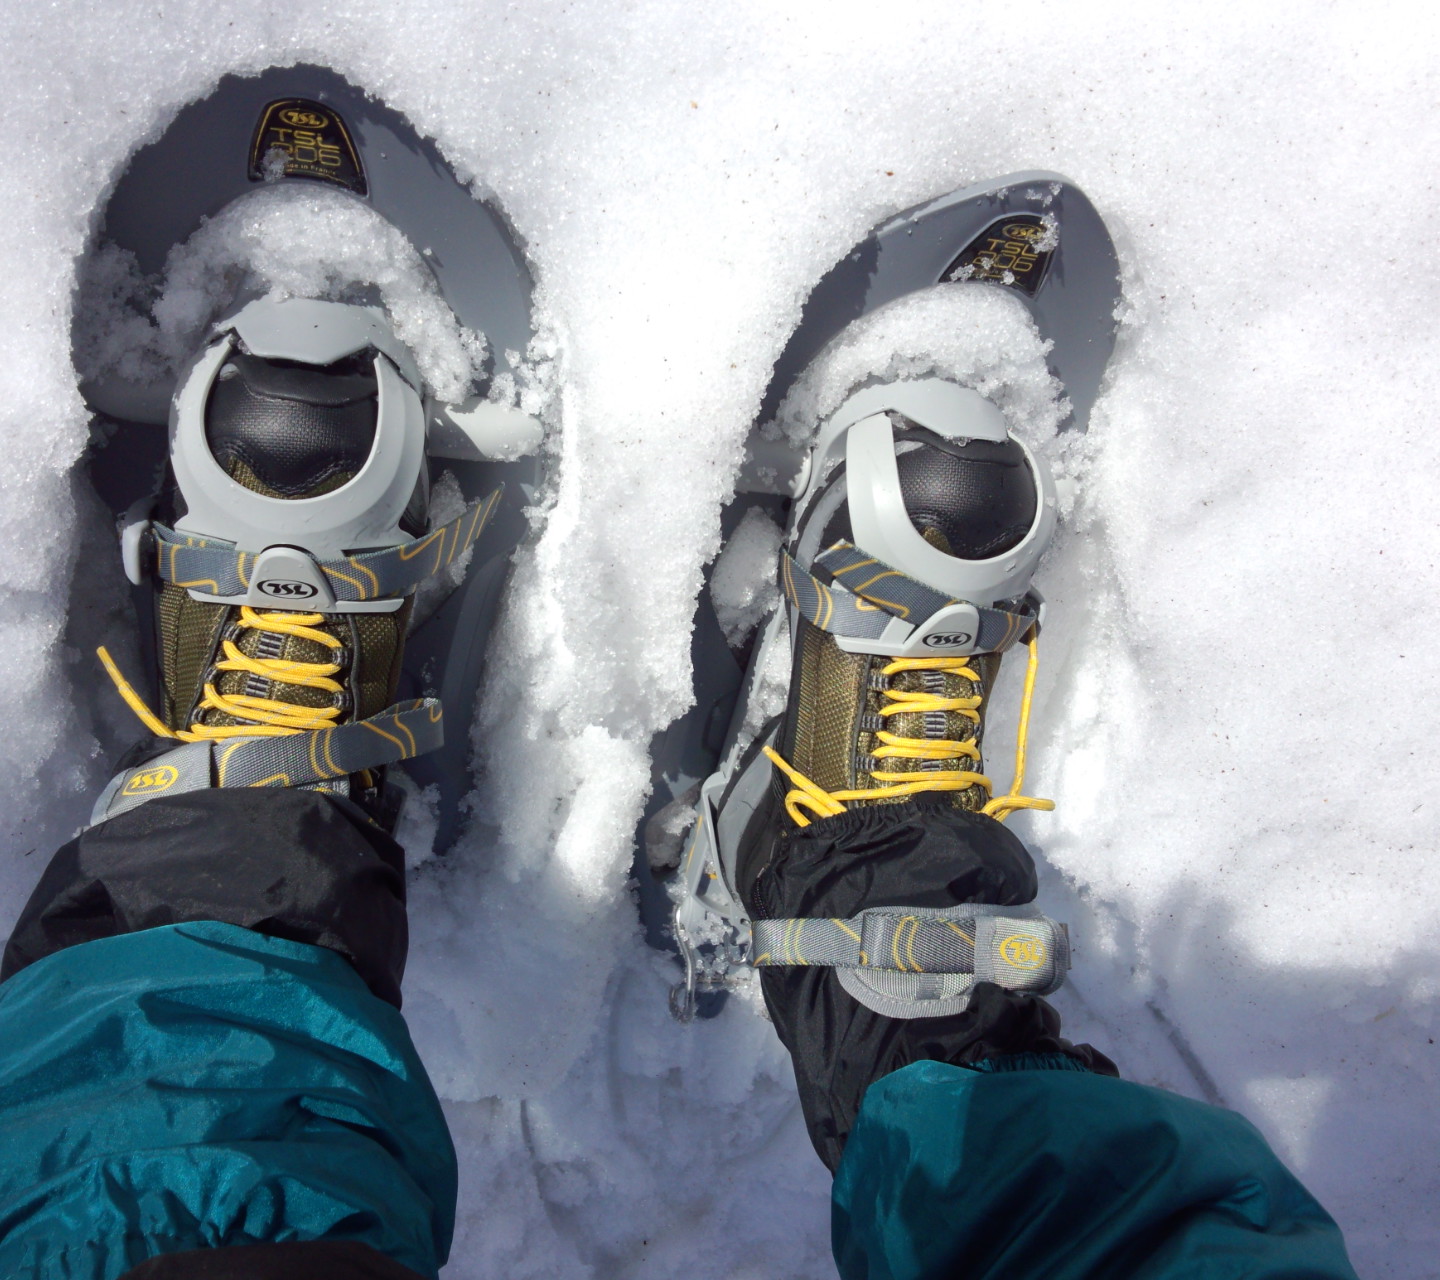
[358,719,409,756]
[326,564,369,599]
[392,713,418,756]
[173,573,222,592]
[683,815,705,873]
[944,919,976,946]
[847,570,911,614]
[398,528,445,563]
[347,556,382,599]
[168,539,220,592]
[465,502,485,546]
[217,740,248,787]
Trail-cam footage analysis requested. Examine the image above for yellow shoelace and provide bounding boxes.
[763,634,1054,827]
[98,606,346,742]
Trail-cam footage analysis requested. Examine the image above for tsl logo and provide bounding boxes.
[279,108,329,128]
[257,579,320,600]
[1002,222,1046,241]
[922,631,973,649]
[122,764,179,797]
[999,934,1047,970]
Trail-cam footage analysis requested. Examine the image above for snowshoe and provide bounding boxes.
[75,65,542,848]
[638,173,1123,1020]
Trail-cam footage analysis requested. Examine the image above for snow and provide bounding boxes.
[774,284,1069,455]
[709,505,783,645]
[1,2,1438,1277]
[75,185,489,402]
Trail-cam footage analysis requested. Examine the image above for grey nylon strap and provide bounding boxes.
[150,487,503,603]
[91,698,444,824]
[780,544,1035,653]
[750,906,1068,995]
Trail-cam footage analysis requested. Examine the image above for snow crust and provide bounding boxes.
[1,3,1437,1276]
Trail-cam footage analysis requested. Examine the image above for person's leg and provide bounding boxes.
[832,1058,1357,1280]
[0,790,455,1280]
[740,799,1358,1279]
[737,797,1113,1171]
[705,378,1360,1278]
[0,296,489,1279]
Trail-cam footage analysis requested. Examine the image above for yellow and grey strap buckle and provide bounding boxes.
[781,544,1039,658]
[139,486,503,614]
[90,698,444,824]
[749,904,1069,996]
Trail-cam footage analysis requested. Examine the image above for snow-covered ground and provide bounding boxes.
[2,2,1437,1276]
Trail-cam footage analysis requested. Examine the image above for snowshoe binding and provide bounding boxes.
[669,377,1073,1021]
[93,296,502,829]
[75,66,543,847]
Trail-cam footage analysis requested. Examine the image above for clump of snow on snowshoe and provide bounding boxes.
[390,776,444,870]
[770,282,1069,468]
[74,184,487,404]
[708,505,784,646]
[409,469,476,630]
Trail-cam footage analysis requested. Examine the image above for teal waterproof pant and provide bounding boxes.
[0,927,1361,1279]
[834,1057,1359,1279]
[0,792,1360,1278]
[0,921,455,1280]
